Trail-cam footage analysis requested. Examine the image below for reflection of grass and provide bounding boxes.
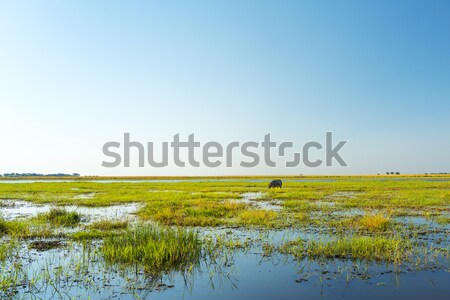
[102,225,201,274]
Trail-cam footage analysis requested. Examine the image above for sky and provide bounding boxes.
[1,0,449,176]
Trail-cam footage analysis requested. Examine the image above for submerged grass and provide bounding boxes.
[102,225,201,274]
[0,239,18,261]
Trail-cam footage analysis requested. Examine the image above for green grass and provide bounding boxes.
[36,208,81,226]
[101,225,202,274]
[280,235,413,263]
[70,230,119,241]
[0,239,18,261]
[0,218,53,238]
[0,177,448,230]
[0,177,448,228]
[238,210,278,226]
[359,213,391,231]
[88,220,128,230]
[435,216,450,225]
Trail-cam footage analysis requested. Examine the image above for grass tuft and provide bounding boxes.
[38,208,81,226]
[0,239,18,261]
[359,214,391,231]
[101,225,201,274]
[88,220,128,230]
[307,236,412,262]
[238,210,277,226]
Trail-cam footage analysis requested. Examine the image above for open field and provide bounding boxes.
[0,176,449,299]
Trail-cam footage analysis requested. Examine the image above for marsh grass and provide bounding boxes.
[238,210,277,226]
[280,235,413,263]
[37,208,81,226]
[70,230,119,241]
[359,214,391,231]
[102,225,201,274]
[88,220,128,230]
[0,218,53,238]
[0,178,448,229]
[435,216,450,225]
[0,239,21,297]
[0,220,7,235]
[0,239,18,261]
[0,177,448,298]
[293,212,310,223]
[308,236,413,263]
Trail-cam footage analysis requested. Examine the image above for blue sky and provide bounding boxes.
[1,0,449,175]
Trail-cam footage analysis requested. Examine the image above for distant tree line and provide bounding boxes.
[385,172,401,175]
[1,173,80,177]
[424,172,449,175]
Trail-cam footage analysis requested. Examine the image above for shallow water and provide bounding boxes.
[0,199,141,223]
[1,179,449,299]
[3,228,448,300]
[232,192,282,211]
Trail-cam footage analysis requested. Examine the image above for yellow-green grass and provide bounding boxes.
[359,214,391,231]
[0,239,18,261]
[0,218,53,238]
[0,177,448,229]
[280,235,413,263]
[34,208,81,227]
[88,220,128,230]
[101,225,201,274]
[238,210,278,226]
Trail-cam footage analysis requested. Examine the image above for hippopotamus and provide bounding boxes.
[268,179,282,188]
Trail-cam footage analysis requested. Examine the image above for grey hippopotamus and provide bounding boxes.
[268,179,282,188]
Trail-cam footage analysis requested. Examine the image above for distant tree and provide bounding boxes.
[386,172,390,175]
[390,172,395,175]
[395,172,400,175]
